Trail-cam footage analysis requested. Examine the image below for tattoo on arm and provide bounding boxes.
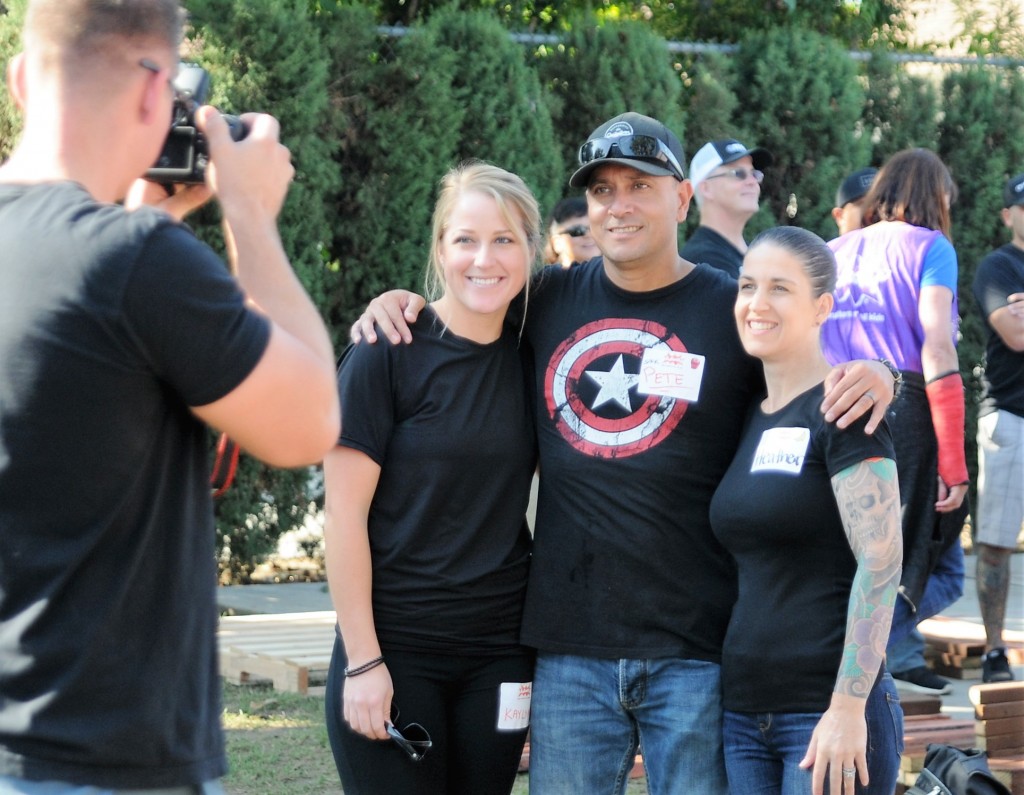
[830,457,902,698]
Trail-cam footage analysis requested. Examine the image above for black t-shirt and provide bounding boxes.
[680,225,745,278]
[973,243,1024,418]
[709,385,894,713]
[337,308,535,653]
[520,261,760,661]
[0,183,269,787]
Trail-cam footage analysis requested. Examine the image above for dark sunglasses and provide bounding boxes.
[387,706,432,762]
[558,224,589,238]
[578,134,685,181]
[704,167,764,184]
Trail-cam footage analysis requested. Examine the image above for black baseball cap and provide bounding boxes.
[836,167,878,208]
[1003,172,1024,208]
[570,112,686,188]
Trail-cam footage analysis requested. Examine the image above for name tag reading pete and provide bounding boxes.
[638,349,705,402]
[751,427,811,475]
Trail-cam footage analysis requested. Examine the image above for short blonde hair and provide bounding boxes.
[425,161,541,302]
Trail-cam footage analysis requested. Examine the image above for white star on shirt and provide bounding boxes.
[586,355,639,411]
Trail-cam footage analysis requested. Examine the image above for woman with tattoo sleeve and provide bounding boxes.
[709,227,904,795]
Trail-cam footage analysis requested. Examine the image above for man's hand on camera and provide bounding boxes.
[197,105,293,221]
[125,179,211,222]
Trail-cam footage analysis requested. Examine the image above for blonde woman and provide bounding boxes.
[323,162,540,794]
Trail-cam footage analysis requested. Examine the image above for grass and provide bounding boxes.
[221,681,649,794]
[222,682,339,795]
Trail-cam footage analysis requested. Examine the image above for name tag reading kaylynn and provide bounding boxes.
[637,349,705,402]
[750,427,811,475]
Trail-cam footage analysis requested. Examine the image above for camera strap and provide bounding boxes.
[210,432,240,497]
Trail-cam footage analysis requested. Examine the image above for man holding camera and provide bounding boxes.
[0,1,339,792]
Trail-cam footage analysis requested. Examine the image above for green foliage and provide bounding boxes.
[678,51,742,238]
[679,51,739,157]
[181,0,340,579]
[731,26,868,240]
[861,48,939,162]
[937,65,1024,495]
[4,0,1023,576]
[534,17,685,195]
[0,0,24,161]
[634,0,910,49]
[186,0,339,311]
[424,8,563,214]
[321,4,460,330]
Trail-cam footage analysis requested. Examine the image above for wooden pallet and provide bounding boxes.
[218,610,337,694]
[920,616,1024,665]
[970,681,1024,790]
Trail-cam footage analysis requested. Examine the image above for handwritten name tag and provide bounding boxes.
[638,349,705,402]
[496,682,532,731]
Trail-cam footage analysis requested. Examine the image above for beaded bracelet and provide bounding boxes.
[344,655,385,677]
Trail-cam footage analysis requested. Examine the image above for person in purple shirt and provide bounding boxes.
[822,148,969,697]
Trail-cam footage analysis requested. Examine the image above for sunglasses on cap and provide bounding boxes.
[704,167,764,184]
[558,225,590,238]
[387,705,432,762]
[578,135,685,181]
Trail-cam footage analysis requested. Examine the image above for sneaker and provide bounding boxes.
[892,666,953,695]
[982,648,1015,684]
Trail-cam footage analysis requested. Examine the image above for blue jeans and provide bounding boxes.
[887,538,965,670]
[722,672,903,795]
[528,652,728,795]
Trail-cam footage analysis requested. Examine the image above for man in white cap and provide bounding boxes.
[681,138,773,278]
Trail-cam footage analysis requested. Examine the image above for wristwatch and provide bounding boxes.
[878,358,903,399]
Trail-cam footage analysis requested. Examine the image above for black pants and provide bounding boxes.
[326,636,534,795]
[889,373,969,609]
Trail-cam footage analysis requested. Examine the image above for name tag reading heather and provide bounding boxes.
[750,427,811,475]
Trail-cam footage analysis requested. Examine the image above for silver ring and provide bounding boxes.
[865,391,876,402]
[842,766,856,777]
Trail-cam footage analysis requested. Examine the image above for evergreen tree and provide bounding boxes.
[938,64,1024,494]
[183,0,339,581]
[535,17,685,188]
[423,7,563,214]
[0,0,25,161]
[861,49,939,164]
[321,4,460,328]
[732,26,868,241]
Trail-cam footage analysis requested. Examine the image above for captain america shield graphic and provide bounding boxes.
[544,318,690,458]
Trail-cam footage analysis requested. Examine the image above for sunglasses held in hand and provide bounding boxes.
[387,706,432,762]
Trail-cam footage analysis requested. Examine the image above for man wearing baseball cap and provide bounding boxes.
[832,166,878,237]
[680,138,773,278]
[971,172,1024,684]
[351,111,896,795]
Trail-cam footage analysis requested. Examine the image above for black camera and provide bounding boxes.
[145,63,246,185]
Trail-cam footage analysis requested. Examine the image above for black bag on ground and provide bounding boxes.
[904,743,1011,795]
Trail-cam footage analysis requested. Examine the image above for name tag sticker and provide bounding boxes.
[497,682,532,731]
[638,349,705,401]
[751,427,811,475]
